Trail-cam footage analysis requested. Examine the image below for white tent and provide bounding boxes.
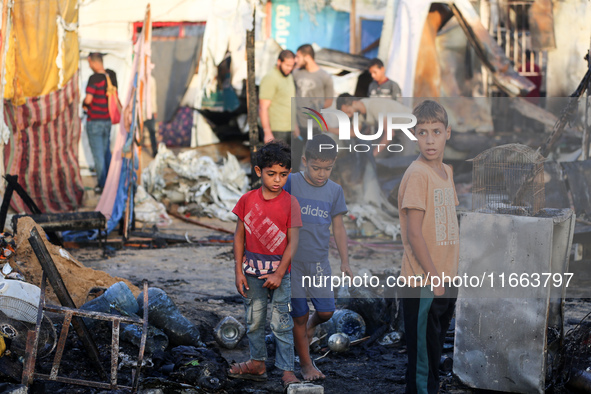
[77,0,210,169]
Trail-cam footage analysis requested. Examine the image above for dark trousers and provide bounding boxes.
[402,285,457,394]
[144,118,158,157]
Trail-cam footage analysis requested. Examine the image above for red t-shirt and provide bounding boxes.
[233,188,302,277]
[85,70,117,121]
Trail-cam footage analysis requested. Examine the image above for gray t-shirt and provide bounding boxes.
[294,68,334,128]
[293,68,334,98]
[368,79,402,100]
[284,172,347,263]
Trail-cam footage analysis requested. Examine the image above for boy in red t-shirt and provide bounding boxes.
[229,141,302,388]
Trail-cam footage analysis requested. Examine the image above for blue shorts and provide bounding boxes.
[290,260,336,318]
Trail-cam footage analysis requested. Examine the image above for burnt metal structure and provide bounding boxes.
[12,211,107,248]
[24,228,149,392]
[454,209,575,393]
[0,175,42,231]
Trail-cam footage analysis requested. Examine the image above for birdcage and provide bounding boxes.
[470,144,545,215]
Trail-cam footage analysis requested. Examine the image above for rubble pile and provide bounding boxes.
[14,217,138,306]
[142,145,248,221]
[550,312,591,392]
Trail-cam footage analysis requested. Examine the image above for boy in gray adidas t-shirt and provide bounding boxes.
[284,134,353,381]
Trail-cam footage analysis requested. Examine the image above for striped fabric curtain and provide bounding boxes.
[2,71,84,213]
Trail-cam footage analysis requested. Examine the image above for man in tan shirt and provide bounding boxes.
[259,50,296,144]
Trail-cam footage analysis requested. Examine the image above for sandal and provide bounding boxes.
[282,373,301,389]
[228,360,268,381]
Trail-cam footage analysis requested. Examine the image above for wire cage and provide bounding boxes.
[471,144,545,215]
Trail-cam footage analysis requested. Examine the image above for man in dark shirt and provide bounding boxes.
[83,52,118,192]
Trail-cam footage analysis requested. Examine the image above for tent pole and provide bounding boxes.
[583,41,590,160]
[246,6,258,187]
[0,0,11,196]
[0,0,9,75]
[350,0,356,54]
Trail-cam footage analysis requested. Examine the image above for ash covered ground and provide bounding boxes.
[2,216,588,393]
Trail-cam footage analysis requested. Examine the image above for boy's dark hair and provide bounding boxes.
[278,49,295,62]
[88,52,103,63]
[336,92,355,110]
[297,44,314,60]
[368,58,384,69]
[304,134,338,161]
[256,140,291,170]
[412,99,448,128]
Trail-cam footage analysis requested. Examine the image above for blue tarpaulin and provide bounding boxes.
[271,0,350,53]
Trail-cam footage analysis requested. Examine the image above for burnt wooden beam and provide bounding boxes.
[0,176,15,231]
[0,174,44,231]
[12,212,106,233]
[5,175,42,214]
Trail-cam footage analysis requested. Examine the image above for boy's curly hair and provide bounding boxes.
[256,140,291,170]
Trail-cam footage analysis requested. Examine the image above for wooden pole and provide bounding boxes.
[0,0,9,80]
[246,7,258,186]
[264,1,272,40]
[480,0,490,97]
[350,0,357,54]
[583,42,591,160]
[0,0,11,196]
[124,5,151,240]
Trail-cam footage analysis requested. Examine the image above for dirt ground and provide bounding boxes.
[69,215,411,394]
[59,212,590,394]
[6,150,589,393]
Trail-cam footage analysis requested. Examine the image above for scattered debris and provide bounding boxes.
[551,311,591,391]
[327,333,350,353]
[562,160,591,217]
[213,316,245,349]
[27,228,110,382]
[151,345,230,391]
[14,217,139,306]
[80,281,139,328]
[142,145,248,221]
[347,204,400,240]
[377,331,403,348]
[121,323,169,356]
[439,355,453,373]
[134,185,172,227]
[23,232,151,391]
[315,309,366,348]
[139,287,204,348]
[168,207,235,234]
[118,352,153,370]
[286,382,324,393]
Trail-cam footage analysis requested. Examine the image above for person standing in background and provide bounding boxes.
[292,44,334,171]
[83,52,117,193]
[259,50,296,144]
[145,74,159,157]
[367,58,402,101]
